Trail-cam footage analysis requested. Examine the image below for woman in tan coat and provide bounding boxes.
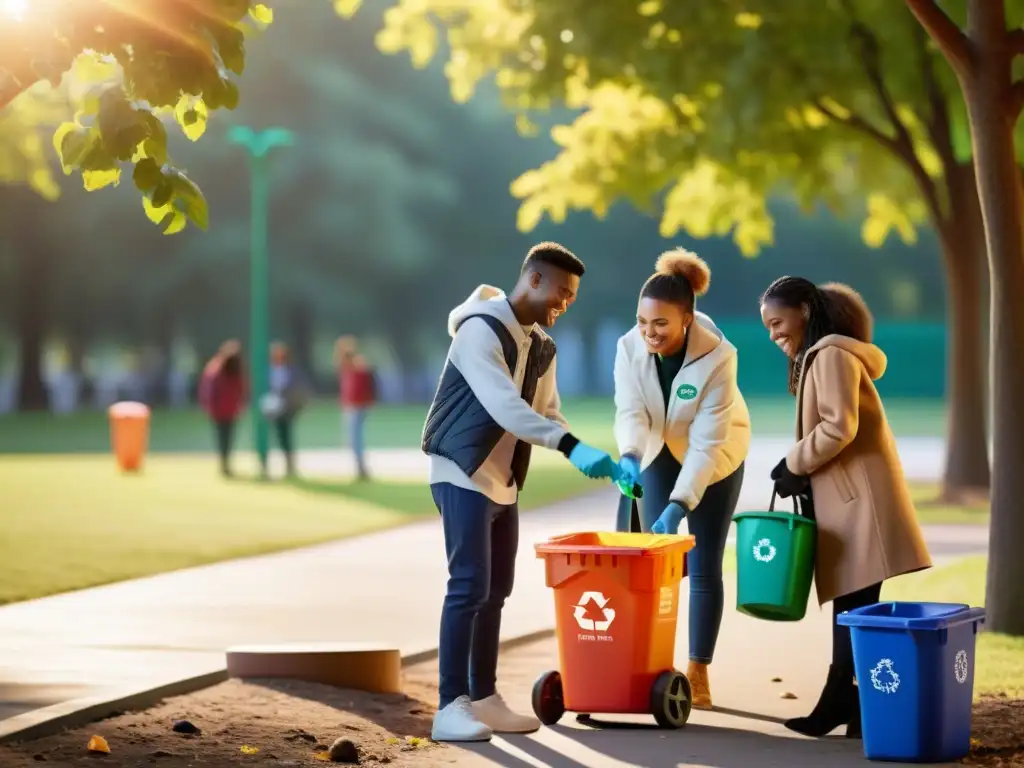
[759,276,932,739]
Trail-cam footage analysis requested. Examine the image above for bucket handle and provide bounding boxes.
[768,488,804,517]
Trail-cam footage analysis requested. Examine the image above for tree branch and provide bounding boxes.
[912,20,956,224]
[1011,79,1024,117]
[0,66,39,114]
[841,18,945,223]
[905,0,973,79]
[813,99,905,156]
[1009,28,1024,57]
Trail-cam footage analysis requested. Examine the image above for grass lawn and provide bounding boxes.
[0,396,947,454]
[908,482,990,525]
[883,556,1023,699]
[0,454,600,606]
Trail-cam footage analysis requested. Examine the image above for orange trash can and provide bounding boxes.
[108,401,151,472]
[531,531,696,729]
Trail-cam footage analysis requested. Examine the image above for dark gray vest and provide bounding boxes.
[422,314,556,491]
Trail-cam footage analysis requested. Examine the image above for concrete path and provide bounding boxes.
[454,623,965,768]
[280,436,948,485]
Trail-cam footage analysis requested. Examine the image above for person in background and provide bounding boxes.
[336,336,376,481]
[265,342,309,478]
[613,248,751,711]
[198,340,248,477]
[760,276,932,738]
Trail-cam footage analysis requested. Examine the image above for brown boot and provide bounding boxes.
[686,660,712,710]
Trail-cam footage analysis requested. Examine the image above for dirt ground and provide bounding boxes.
[0,639,1020,767]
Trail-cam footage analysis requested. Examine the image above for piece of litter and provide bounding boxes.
[240,745,260,755]
[87,735,110,754]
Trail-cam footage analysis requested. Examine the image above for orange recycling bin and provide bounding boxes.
[532,531,696,729]
[108,401,151,472]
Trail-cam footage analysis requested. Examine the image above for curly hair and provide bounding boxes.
[640,247,711,312]
[760,276,873,394]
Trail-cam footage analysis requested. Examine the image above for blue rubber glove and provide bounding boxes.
[651,501,688,535]
[615,455,642,498]
[568,442,622,482]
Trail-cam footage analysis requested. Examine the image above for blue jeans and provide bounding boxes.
[344,408,368,476]
[432,482,518,708]
[616,447,744,663]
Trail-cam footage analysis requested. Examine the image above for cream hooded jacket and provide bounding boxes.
[614,312,751,510]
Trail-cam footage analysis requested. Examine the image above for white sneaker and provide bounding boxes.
[431,696,493,742]
[472,693,541,734]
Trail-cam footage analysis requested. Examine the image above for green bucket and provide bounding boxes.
[733,490,817,622]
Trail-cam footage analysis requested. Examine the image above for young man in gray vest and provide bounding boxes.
[422,242,621,742]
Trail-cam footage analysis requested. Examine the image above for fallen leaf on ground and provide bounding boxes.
[313,752,331,762]
[240,745,260,755]
[87,735,110,754]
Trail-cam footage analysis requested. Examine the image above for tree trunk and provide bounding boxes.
[937,171,990,498]
[14,233,49,412]
[962,0,1024,636]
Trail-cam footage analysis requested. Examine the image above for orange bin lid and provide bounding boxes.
[535,531,695,558]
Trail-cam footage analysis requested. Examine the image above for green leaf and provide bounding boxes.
[132,158,163,192]
[151,179,174,208]
[168,172,209,231]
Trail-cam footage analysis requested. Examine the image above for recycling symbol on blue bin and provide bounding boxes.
[954,650,969,684]
[870,658,901,694]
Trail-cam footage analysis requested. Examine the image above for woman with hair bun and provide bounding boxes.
[760,276,932,739]
[613,247,752,710]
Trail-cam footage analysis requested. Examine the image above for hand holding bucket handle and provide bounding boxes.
[768,487,808,518]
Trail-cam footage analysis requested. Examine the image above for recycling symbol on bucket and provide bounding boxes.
[870,658,900,694]
[954,650,969,684]
[752,537,777,563]
[573,591,616,632]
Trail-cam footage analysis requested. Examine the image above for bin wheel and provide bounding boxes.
[531,670,565,726]
[650,669,691,729]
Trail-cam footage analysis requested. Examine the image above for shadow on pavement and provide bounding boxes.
[546,721,866,768]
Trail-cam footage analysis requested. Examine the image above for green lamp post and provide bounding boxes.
[227,125,294,478]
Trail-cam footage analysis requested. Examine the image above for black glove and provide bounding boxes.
[772,458,809,498]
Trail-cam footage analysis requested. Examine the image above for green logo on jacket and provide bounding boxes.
[676,384,698,401]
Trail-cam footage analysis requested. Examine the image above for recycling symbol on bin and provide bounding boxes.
[954,649,969,684]
[870,658,901,694]
[574,591,616,632]
[753,537,777,563]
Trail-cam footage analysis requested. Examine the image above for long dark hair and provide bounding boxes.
[760,276,873,394]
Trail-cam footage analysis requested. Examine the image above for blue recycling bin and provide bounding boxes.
[838,602,986,763]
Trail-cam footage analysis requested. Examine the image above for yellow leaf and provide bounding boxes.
[314,752,331,761]
[240,745,260,755]
[174,97,208,142]
[82,168,121,191]
[142,194,170,224]
[637,0,661,16]
[52,121,79,173]
[249,3,273,24]
[30,168,60,201]
[70,53,120,84]
[734,12,763,29]
[515,113,539,137]
[333,0,363,17]
[516,196,545,232]
[87,735,110,754]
